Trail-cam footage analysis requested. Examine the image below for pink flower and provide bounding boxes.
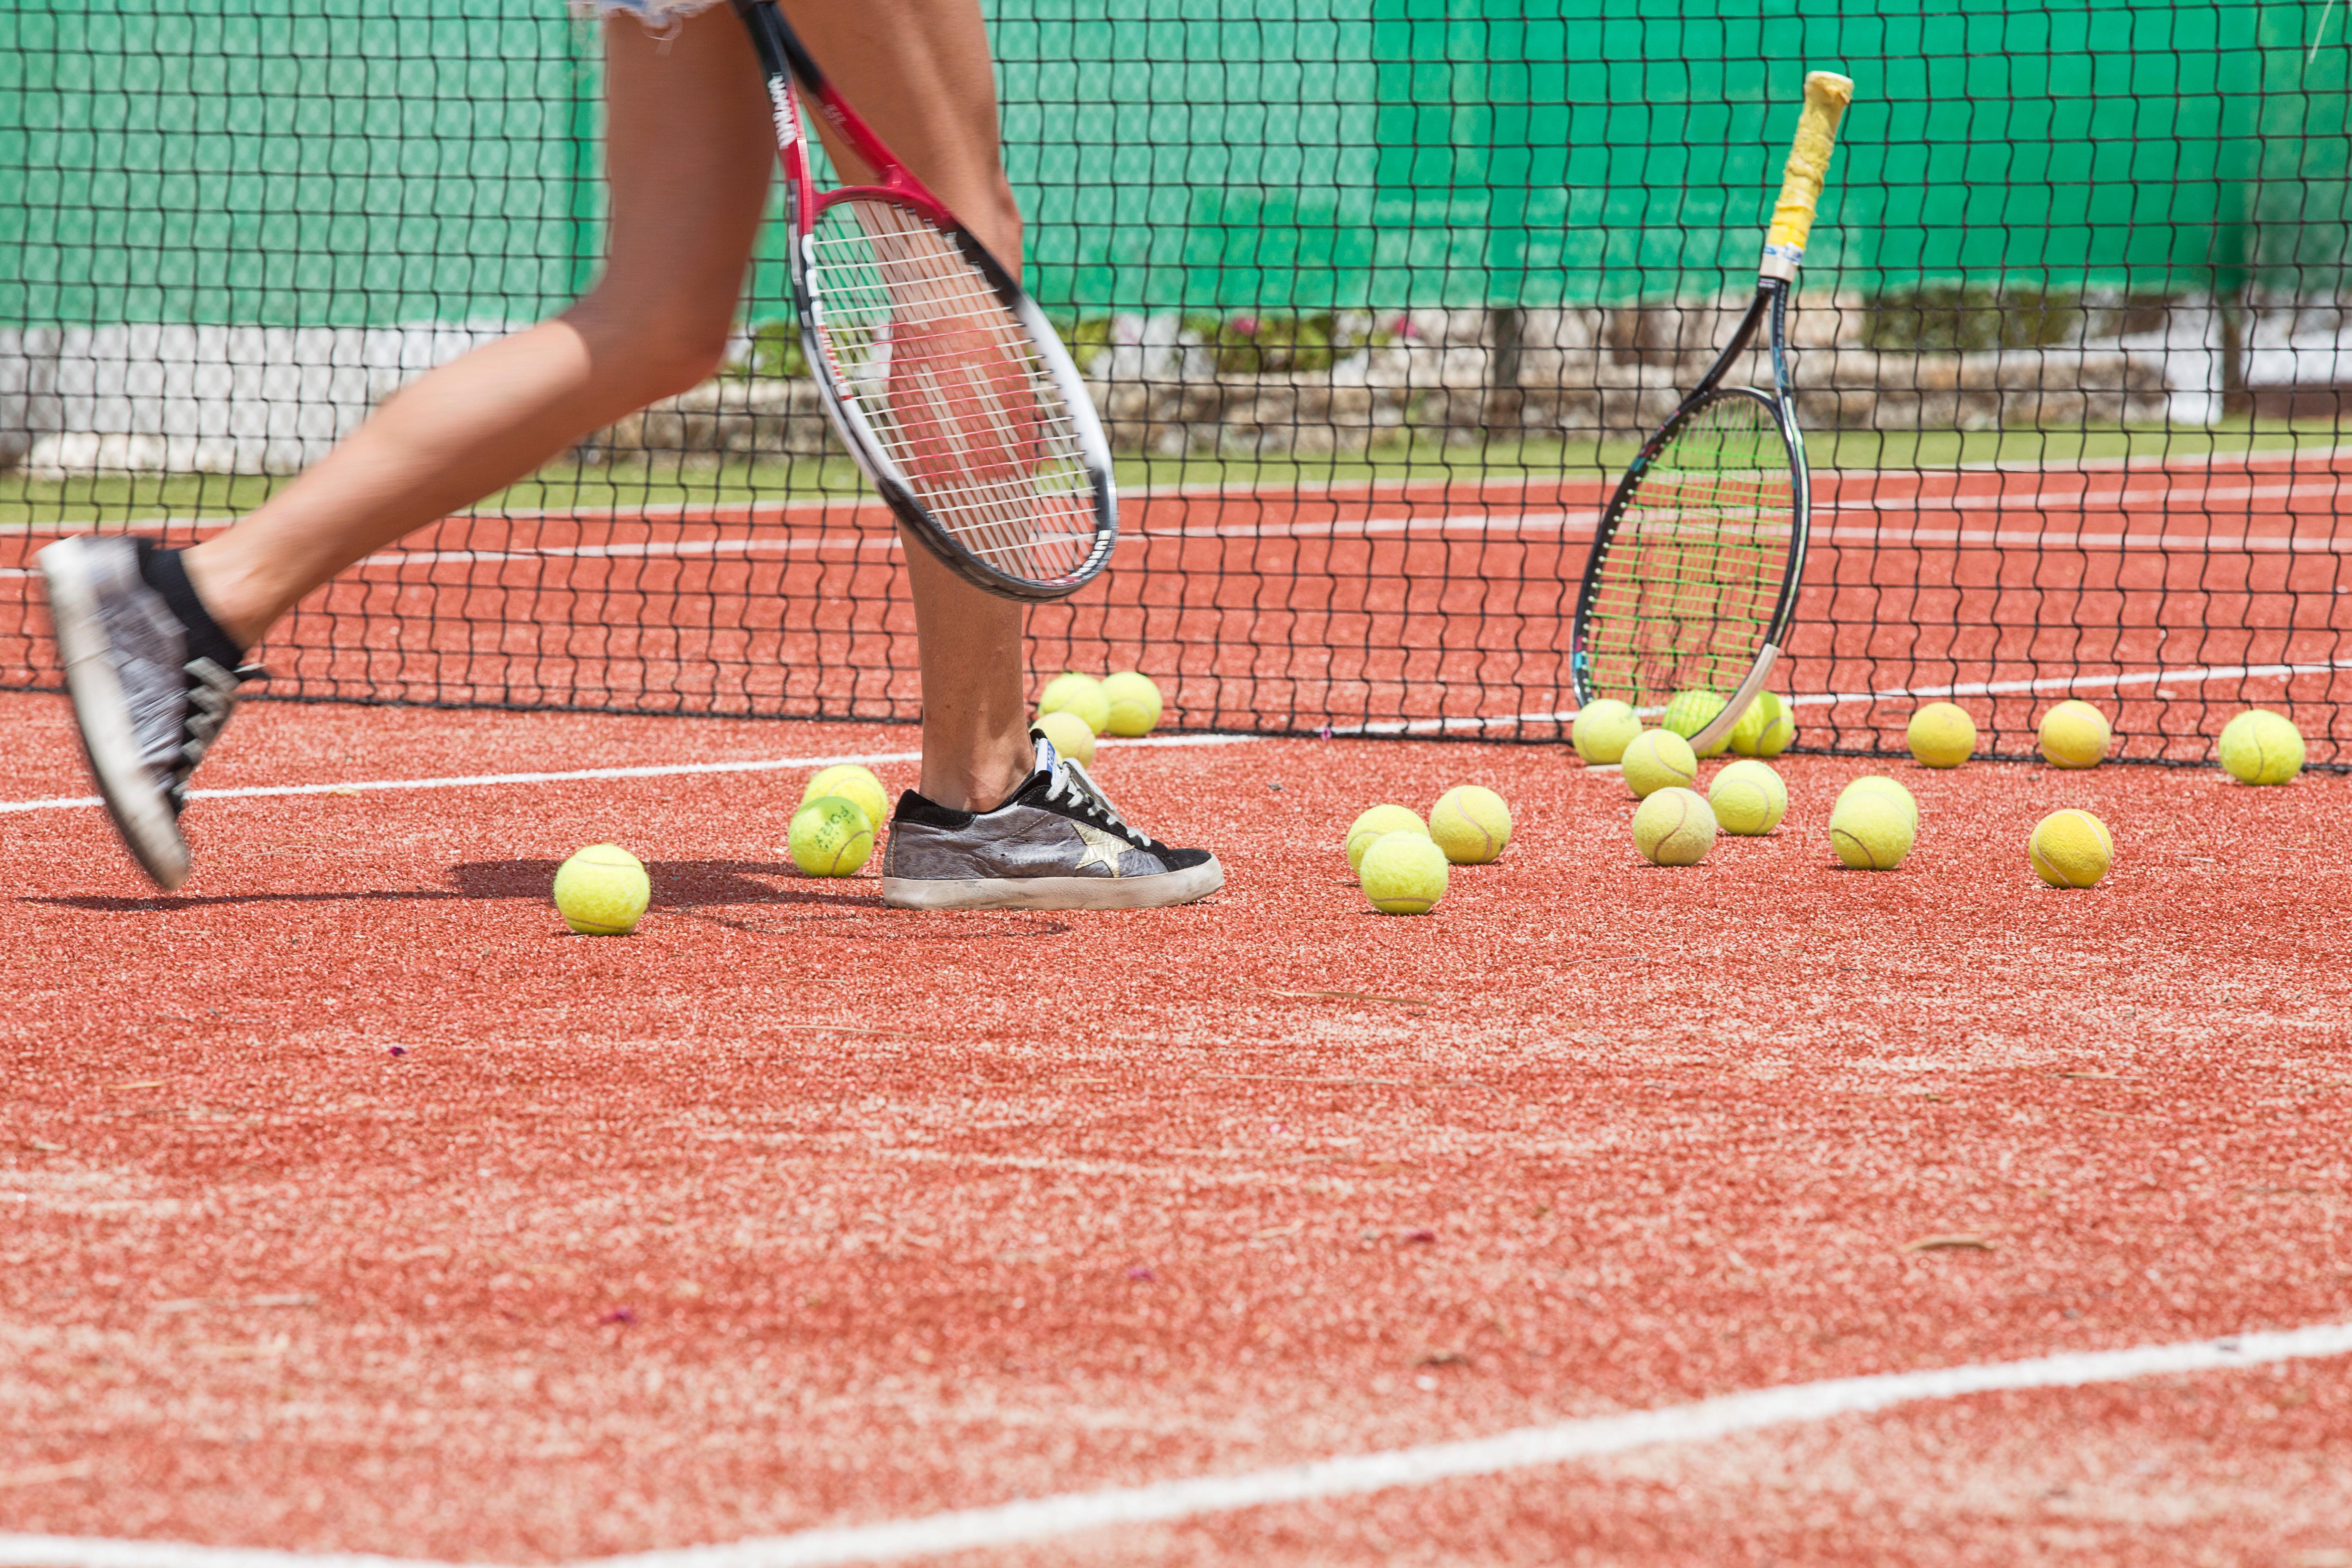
[1229,316,1260,336]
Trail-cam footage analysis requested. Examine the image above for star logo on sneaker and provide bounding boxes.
[1071,821,1129,876]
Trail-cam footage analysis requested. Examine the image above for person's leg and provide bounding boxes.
[181,13,777,650]
[786,0,1033,811]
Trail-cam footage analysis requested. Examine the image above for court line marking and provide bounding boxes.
[10,440,2343,537]
[0,659,2333,806]
[1324,659,2352,736]
[17,498,2339,577]
[0,734,1264,817]
[1793,659,2352,708]
[1,1321,2346,1568]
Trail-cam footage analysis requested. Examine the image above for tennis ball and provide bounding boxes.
[1345,804,1430,873]
[788,795,874,877]
[552,843,651,936]
[1037,672,1111,735]
[1101,671,1164,737]
[1035,709,1097,766]
[1619,728,1699,799]
[1632,786,1717,866]
[1709,758,1788,835]
[1727,692,1789,757]
[2216,709,2304,785]
[1359,831,1448,914]
[2038,699,2111,769]
[1428,785,1512,864]
[802,763,888,831]
[1827,791,1915,871]
[1660,688,1732,757]
[2029,808,2114,889]
[1837,773,1919,833]
[1907,702,1978,768]
[1572,698,1643,765]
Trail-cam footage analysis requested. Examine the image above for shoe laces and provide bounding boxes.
[1044,753,1134,838]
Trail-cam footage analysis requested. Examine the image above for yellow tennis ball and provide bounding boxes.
[1632,786,1718,866]
[1100,671,1163,737]
[1037,672,1111,735]
[1035,709,1097,766]
[1428,785,1512,864]
[1359,831,1448,914]
[1660,688,1731,757]
[1907,702,1978,768]
[2038,699,2111,768]
[1619,728,1699,799]
[1827,791,1915,871]
[2029,808,2114,889]
[1836,773,1919,833]
[2216,709,2304,785]
[1572,698,1642,764]
[801,764,888,831]
[1345,804,1430,873]
[1708,758,1788,835]
[1728,692,1790,757]
[552,843,651,935]
[788,795,874,877]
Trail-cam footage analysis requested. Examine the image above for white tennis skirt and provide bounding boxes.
[572,0,732,26]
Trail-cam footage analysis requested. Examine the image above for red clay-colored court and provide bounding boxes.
[2,689,2348,1566]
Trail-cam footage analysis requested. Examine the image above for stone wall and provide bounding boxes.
[3,296,2342,473]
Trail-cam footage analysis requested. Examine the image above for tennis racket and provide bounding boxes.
[1570,70,1855,755]
[733,0,1116,601]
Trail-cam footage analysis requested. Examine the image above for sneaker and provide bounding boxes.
[881,732,1224,911]
[37,536,254,891]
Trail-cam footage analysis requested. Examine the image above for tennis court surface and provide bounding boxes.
[8,0,2352,1558]
[3,670,2350,1564]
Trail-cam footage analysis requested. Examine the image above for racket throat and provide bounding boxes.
[1691,647,1783,756]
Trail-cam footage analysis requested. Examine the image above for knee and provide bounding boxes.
[566,290,737,408]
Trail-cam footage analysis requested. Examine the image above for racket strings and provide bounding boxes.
[806,200,1099,581]
[1584,394,1793,703]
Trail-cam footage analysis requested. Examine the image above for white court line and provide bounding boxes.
[9,477,2343,576]
[7,443,2345,539]
[1791,659,2352,708]
[0,1321,2346,1568]
[0,733,1264,817]
[2,660,2334,817]
[1327,658,2352,734]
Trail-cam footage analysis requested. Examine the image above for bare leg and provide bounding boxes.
[185,1,1034,810]
[789,0,1033,811]
[185,17,773,647]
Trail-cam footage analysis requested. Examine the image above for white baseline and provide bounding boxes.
[0,1322,2347,1568]
[0,734,1263,817]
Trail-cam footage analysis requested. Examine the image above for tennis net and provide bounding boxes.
[3,0,2348,764]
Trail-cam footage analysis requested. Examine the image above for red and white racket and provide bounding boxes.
[732,0,1116,601]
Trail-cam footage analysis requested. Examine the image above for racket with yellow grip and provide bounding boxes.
[1571,71,1855,755]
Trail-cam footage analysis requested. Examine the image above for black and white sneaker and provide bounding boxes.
[37,536,255,891]
[882,732,1224,911]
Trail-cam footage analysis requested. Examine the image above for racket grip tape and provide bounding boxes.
[1760,71,1855,280]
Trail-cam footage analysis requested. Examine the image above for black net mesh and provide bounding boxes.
[3,0,2347,762]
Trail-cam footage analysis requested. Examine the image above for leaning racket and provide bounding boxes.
[733,0,1116,601]
[1570,70,1855,754]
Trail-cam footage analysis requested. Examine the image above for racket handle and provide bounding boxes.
[1760,71,1855,281]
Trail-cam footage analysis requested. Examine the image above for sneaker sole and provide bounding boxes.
[37,538,193,891]
[882,856,1225,911]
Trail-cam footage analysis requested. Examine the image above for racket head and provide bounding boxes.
[1570,383,1808,718]
[793,190,1116,602]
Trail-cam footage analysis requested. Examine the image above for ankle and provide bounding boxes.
[178,542,274,653]
[138,542,250,669]
[918,729,1036,813]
